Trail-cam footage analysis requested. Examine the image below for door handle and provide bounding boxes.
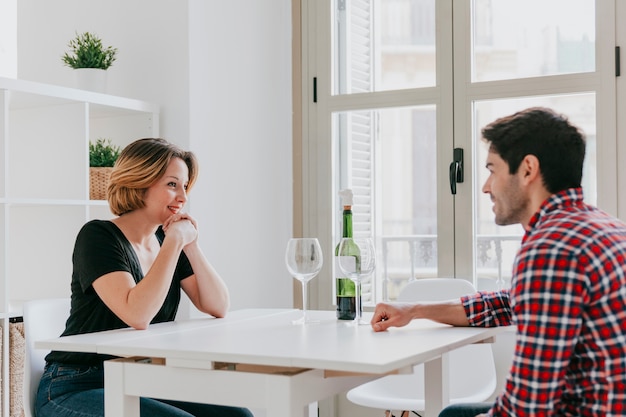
[449,148,464,195]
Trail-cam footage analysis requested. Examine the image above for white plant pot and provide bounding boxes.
[75,68,107,93]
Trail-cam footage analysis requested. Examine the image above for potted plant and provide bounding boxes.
[89,138,120,200]
[62,31,118,92]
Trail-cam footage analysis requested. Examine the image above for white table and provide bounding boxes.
[37,309,505,417]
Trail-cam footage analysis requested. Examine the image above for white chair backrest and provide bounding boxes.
[347,278,497,411]
[23,298,71,417]
[397,278,476,302]
[400,278,496,399]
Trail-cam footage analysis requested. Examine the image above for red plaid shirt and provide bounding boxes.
[462,188,626,416]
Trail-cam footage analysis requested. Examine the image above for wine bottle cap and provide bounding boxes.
[339,189,353,207]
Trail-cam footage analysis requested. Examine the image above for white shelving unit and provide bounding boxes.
[0,76,159,417]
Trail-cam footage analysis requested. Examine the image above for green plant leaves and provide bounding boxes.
[62,32,117,70]
[89,138,121,167]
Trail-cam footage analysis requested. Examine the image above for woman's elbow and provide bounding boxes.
[125,317,151,330]
[200,299,229,318]
[206,303,229,318]
[211,310,227,319]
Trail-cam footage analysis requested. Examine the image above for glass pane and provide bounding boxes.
[332,0,436,95]
[333,105,438,302]
[472,0,595,82]
[473,94,596,290]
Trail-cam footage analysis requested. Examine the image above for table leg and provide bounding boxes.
[105,359,140,417]
[423,353,450,417]
[264,374,309,417]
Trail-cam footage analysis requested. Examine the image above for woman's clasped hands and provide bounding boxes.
[162,212,198,247]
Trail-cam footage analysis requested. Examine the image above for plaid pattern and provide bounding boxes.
[462,188,626,416]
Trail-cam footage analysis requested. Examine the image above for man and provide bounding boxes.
[371,107,626,416]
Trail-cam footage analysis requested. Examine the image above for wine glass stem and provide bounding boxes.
[355,279,362,322]
[302,281,308,322]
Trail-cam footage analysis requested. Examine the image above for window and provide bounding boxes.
[302,0,616,309]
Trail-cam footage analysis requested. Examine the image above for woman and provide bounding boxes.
[36,138,253,417]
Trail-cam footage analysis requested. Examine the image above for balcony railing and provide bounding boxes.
[380,234,522,301]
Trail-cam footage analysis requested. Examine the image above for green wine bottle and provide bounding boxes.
[335,189,361,320]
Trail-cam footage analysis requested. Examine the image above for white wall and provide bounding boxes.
[0,0,17,77]
[17,0,190,140]
[16,0,293,311]
[187,0,293,311]
[189,0,292,307]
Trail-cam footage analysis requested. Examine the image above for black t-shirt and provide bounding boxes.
[45,219,194,366]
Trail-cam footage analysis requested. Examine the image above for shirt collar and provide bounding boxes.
[526,187,585,231]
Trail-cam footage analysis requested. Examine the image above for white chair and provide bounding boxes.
[23,298,71,417]
[346,278,497,416]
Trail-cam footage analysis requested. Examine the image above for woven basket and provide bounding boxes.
[90,167,113,200]
[9,322,25,417]
[0,323,26,417]
[0,325,2,411]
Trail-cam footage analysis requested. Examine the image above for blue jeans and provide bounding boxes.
[36,362,254,417]
[438,402,493,417]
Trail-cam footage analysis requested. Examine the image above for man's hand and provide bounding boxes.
[370,302,417,332]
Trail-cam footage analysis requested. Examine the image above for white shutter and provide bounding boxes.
[337,0,376,303]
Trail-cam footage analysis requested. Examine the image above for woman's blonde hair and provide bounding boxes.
[107,138,198,216]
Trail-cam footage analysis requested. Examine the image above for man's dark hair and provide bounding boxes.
[481,107,586,193]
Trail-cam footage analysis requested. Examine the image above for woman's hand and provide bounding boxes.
[162,213,198,247]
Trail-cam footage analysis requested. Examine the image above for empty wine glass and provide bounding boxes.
[337,237,376,325]
[285,238,323,324]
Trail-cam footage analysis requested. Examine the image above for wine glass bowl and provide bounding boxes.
[285,238,323,324]
[337,237,376,325]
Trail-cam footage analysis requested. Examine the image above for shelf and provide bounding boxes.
[0,198,111,206]
[0,76,159,114]
[0,303,24,320]
[0,76,160,417]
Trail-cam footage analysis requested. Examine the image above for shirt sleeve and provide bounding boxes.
[461,290,512,327]
[73,220,133,293]
[488,251,586,417]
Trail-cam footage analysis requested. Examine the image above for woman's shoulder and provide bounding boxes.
[80,218,115,232]
[77,219,122,241]
[73,219,130,260]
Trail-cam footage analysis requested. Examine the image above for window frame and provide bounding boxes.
[299,0,618,311]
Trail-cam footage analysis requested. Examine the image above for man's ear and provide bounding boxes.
[519,154,541,184]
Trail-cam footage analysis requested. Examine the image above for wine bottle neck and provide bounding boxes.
[342,207,353,238]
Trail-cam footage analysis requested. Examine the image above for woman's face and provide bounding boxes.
[143,157,189,223]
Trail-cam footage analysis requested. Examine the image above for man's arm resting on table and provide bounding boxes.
[371,299,470,332]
